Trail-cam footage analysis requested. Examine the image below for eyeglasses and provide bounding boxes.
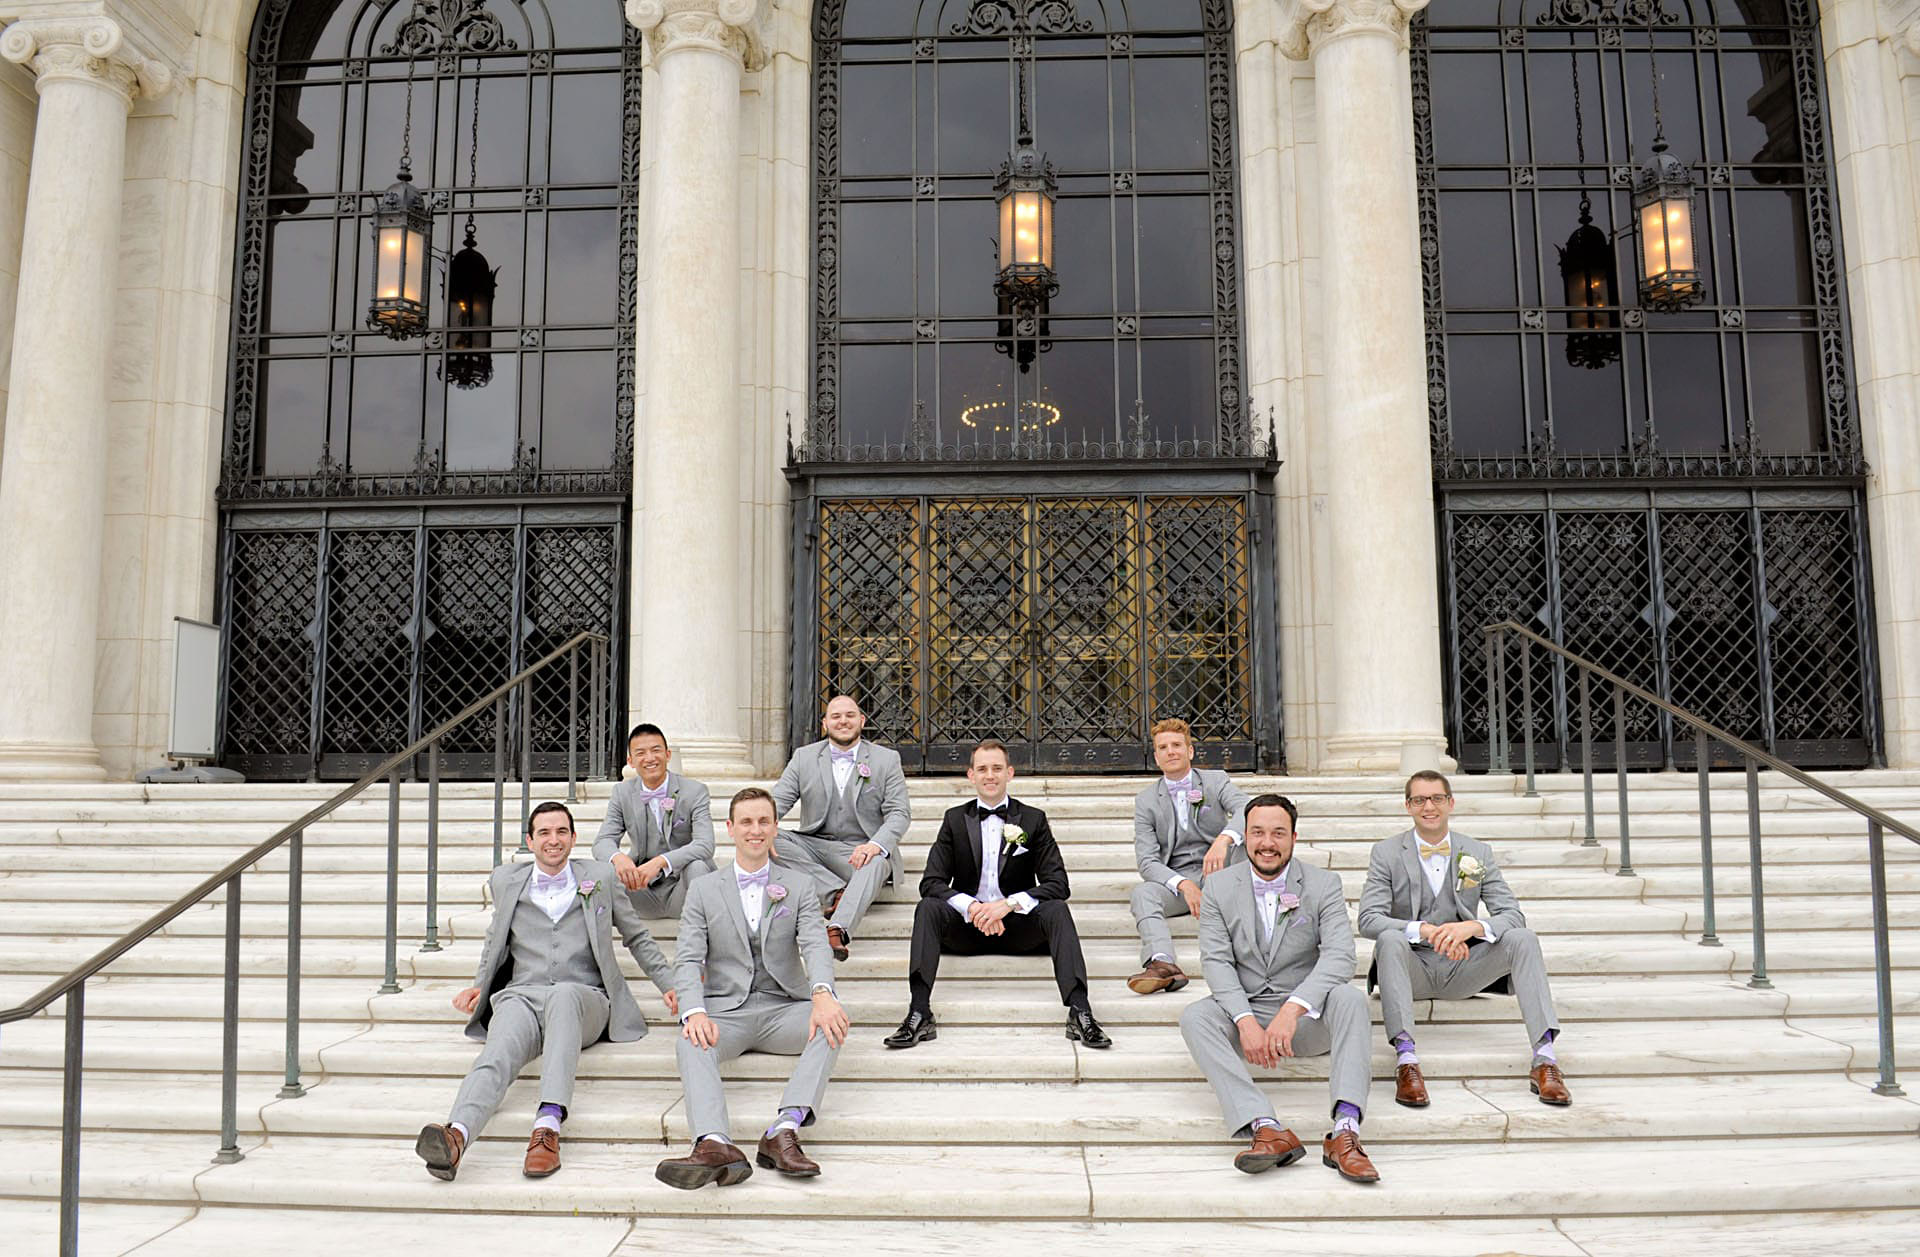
[1406,794,1453,807]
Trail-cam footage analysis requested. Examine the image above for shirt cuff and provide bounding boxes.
[1285,995,1320,1020]
[1008,892,1037,915]
[660,853,674,875]
[947,893,977,917]
[1163,873,1187,893]
[810,983,835,997]
[1406,920,1425,944]
[1220,830,1242,847]
[680,1006,705,1023]
[1232,1010,1257,1024]
[1478,914,1499,944]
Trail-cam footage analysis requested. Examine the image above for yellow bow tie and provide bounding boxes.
[1419,842,1451,860]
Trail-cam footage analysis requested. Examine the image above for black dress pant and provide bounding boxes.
[908,895,1090,1014]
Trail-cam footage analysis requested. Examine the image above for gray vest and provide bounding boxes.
[1168,812,1212,877]
[1418,866,1461,926]
[746,923,786,998]
[820,776,864,842]
[505,894,603,991]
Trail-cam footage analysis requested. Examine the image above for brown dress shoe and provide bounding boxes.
[1232,1124,1305,1174]
[1395,1062,1431,1108]
[1530,1061,1572,1106]
[826,924,850,961]
[756,1128,821,1177]
[522,1126,561,1178]
[1126,959,1190,995]
[824,888,844,916]
[416,1122,465,1181]
[655,1137,754,1190]
[1321,1129,1380,1183]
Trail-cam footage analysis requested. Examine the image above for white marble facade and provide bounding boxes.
[0,0,1917,779]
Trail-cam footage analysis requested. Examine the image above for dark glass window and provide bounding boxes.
[1416,0,1855,473]
[225,0,638,498]
[811,0,1246,453]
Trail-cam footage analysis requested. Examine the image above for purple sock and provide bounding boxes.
[1391,1032,1418,1066]
[1332,1101,1361,1134]
[1533,1030,1558,1065]
[766,1106,808,1136]
[533,1102,564,1133]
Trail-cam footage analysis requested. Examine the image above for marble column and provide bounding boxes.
[625,0,762,777]
[0,18,170,781]
[1279,0,1452,774]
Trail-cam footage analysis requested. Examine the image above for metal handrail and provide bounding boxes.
[1484,618,1912,1098]
[2,628,612,1257]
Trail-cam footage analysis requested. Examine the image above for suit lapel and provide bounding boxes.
[571,859,609,968]
[964,805,984,891]
[1263,858,1298,962]
[996,800,1019,884]
[759,867,788,946]
[662,771,682,841]
[845,741,870,806]
[717,862,754,955]
[1401,831,1430,918]
[492,862,536,957]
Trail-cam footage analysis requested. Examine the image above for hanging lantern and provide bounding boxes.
[1557,198,1620,370]
[993,57,1058,374]
[367,161,431,339]
[1632,137,1704,311]
[445,221,498,389]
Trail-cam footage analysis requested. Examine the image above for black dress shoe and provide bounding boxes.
[1065,1007,1112,1049]
[883,1009,937,1049]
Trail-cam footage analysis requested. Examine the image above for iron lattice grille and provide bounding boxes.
[223,530,321,759]
[1442,493,1874,769]
[220,511,623,779]
[810,493,1260,771]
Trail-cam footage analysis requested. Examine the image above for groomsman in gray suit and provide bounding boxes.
[1180,794,1380,1183]
[592,722,716,916]
[655,787,850,1189]
[770,694,911,961]
[1358,769,1569,1109]
[1127,716,1250,995]
[416,801,677,1181]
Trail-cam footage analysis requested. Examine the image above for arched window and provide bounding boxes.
[809,0,1246,455]
[222,0,638,498]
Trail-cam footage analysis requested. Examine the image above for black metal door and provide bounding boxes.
[218,503,624,779]
[1443,489,1877,770]
[795,486,1278,773]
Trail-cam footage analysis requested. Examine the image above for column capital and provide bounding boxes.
[1884,0,1920,76]
[1276,0,1431,61]
[625,0,769,70]
[0,15,173,100]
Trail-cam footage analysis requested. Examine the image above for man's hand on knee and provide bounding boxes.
[849,842,885,869]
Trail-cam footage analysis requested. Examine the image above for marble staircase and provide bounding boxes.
[2,771,1919,1254]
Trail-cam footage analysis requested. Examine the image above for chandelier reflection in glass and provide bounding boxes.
[446,76,498,388]
[1556,49,1619,370]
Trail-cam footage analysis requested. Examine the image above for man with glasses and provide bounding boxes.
[1357,770,1569,1109]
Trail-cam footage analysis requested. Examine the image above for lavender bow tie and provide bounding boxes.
[737,866,770,889]
[1252,876,1287,898]
[636,782,669,801]
[829,748,856,763]
[535,872,570,892]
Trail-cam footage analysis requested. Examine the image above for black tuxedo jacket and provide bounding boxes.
[918,797,1070,904]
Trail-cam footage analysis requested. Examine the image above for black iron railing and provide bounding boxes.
[0,630,613,1257]
[1484,619,1911,1097]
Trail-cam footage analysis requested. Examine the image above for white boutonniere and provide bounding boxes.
[1001,824,1028,854]
[1455,854,1485,889]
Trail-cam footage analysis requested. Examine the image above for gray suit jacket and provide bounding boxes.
[674,861,837,1015]
[771,738,911,855]
[463,858,675,1044]
[1354,829,1526,942]
[591,771,715,870]
[1197,858,1356,1022]
[1132,769,1250,885]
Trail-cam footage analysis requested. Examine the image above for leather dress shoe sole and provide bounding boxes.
[654,1156,753,1190]
[1233,1144,1306,1174]
[1126,970,1189,995]
[416,1125,461,1182]
[827,926,850,961]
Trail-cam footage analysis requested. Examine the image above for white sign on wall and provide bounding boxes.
[168,617,222,761]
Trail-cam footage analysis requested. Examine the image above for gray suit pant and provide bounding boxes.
[623,855,716,918]
[1179,984,1372,1139]
[1130,870,1205,966]
[775,831,889,933]
[677,991,841,1142]
[1372,928,1560,1049]
[448,982,610,1138]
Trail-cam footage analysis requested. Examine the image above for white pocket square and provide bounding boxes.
[1005,846,1028,858]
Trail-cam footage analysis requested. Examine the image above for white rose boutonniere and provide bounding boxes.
[1001,824,1028,855]
[1455,853,1485,889]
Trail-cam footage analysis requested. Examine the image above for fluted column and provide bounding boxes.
[1279,0,1452,774]
[625,0,763,776]
[0,17,171,781]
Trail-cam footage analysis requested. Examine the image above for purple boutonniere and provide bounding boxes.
[576,879,598,907]
[767,882,788,902]
[662,797,675,813]
[857,762,872,779]
[1277,892,1301,917]
[1186,787,1203,804]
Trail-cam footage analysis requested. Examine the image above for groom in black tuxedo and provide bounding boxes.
[884,738,1110,1050]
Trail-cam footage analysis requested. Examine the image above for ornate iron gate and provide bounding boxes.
[1443,489,1877,770]
[219,504,624,779]
[792,485,1278,773]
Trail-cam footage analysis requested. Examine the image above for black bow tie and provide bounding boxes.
[977,802,1008,818]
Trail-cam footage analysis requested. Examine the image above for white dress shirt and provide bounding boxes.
[1406,831,1499,944]
[830,740,861,792]
[526,864,578,923]
[948,799,1038,918]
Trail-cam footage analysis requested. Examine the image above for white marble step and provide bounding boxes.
[3,1128,1915,1220]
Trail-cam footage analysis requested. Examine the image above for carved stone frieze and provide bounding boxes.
[625,0,768,68]
[0,15,173,100]
[1276,0,1432,61]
